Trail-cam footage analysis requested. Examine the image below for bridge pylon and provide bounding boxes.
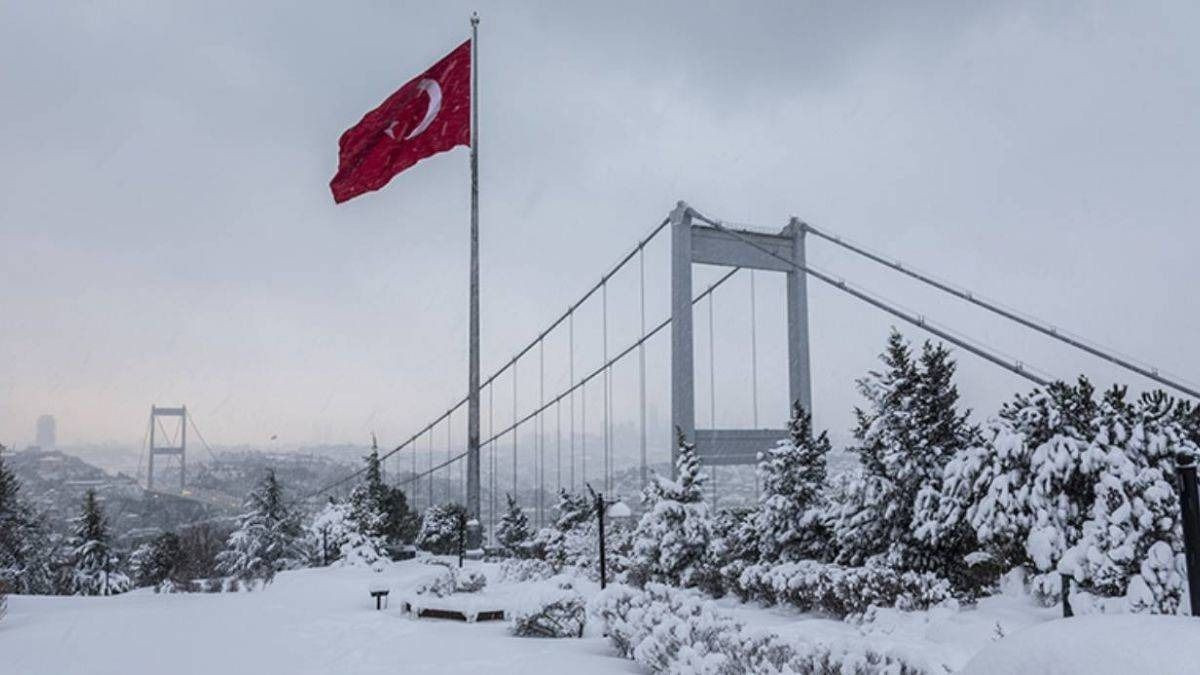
[148,405,187,492]
[671,202,812,473]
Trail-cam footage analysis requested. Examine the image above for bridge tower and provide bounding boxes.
[148,405,187,492]
[671,202,812,472]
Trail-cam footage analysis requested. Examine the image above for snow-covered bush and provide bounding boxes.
[416,503,466,554]
[216,471,306,588]
[456,568,487,593]
[627,430,710,589]
[69,490,130,596]
[497,558,556,583]
[495,493,533,557]
[511,588,586,638]
[736,559,954,619]
[414,564,486,597]
[590,582,924,674]
[922,380,1199,612]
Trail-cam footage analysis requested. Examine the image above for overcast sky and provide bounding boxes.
[2,1,1198,461]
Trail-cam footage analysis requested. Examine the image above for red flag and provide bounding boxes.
[331,40,471,203]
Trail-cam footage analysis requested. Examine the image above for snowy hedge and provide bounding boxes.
[497,558,557,583]
[590,583,925,674]
[735,560,954,619]
[511,587,586,638]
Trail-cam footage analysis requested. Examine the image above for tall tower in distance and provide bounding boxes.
[35,414,56,452]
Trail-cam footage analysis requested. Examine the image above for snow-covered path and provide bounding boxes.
[0,563,636,675]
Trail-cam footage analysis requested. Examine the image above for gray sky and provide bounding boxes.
[2,1,1198,458]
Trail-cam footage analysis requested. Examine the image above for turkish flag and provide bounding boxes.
[330,40,471,203]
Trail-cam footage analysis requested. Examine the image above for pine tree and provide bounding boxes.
[129,532,183,589]
[350,446,418,549]
[495,493,532,557]
[416,502,467,555]
[756,401,831,563]
[833,331,977,582]
[531,489,597,571]
[628,428,711,588]
[70,490,130,596]
[217,471,305,587]
[0,445,55,594]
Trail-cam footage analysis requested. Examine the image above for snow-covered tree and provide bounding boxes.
[702,506,759,597]
[350,445,417,549]
[833,332,979,586]
[495,493,532,557]
[416,502,467,555]
[129,532,183,589]
[923,378,1200,611]
[69,490,130,596]
[628,428,711,588]
[756,401,832,563]
[531,489,597,572]
[217,471,305,587]
[308,499,385,568]
[0,445,55,594]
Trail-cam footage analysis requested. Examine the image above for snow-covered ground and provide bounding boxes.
[2,560,1194,674]
[0,562,633,675]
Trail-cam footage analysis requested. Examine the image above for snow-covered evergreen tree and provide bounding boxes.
[833,332,979,586]
[350,445,417,549]
[129,532,183,589]
[217,471,305,587]
[702,506,759,597]
[757,401,832,563]
[923,378,1200,611]
[0,445,55,594]
[531,488,597,572]
[69,489,130,596]
[416,502,467,555]
[495,493,532,557]
[628,428,711,588]
[308,499,385,568]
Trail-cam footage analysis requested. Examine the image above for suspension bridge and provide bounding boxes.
[285,200,1197,543]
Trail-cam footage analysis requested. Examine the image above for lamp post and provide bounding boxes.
[591,486,632,590]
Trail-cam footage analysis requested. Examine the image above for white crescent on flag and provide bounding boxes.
[405,79,442,140]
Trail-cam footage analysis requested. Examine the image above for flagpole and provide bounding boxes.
[466,11,482,549]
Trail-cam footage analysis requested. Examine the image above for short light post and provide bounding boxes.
[592,487,632,590]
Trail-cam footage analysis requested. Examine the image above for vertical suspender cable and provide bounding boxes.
[639,247,648,489]
[708,292,717,506]
[556,398,562,492]
[602,281,610,493]
[512,359,519,499]
[427,430,433,509]
[581,379,587,488]
[569,312,576,491]
[489,382,496,544]
[446,413,453,504]
[539,339,546,526]
[750,271,760,498]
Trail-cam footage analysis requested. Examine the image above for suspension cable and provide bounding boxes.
[708,291,717,506]
[689,209,1052,388]
[803,221,1199,400]
[602,280,610,494]
[569,310,576,491]
[538,339,546,526]
[293,218,671,505]
[396,267,742,489]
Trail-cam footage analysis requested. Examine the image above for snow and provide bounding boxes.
[0,561,634,675]
[2,558,1196,674]
[962,614,1200,675]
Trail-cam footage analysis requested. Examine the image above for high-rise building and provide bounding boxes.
[35,414,56,452]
